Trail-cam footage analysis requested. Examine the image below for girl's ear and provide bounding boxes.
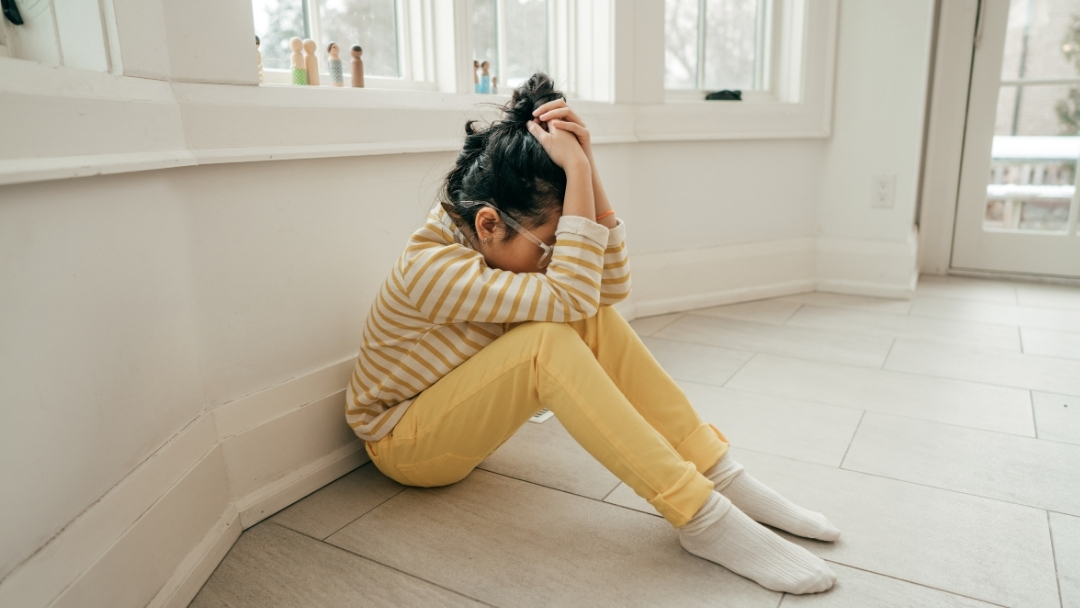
[474,208,500,240]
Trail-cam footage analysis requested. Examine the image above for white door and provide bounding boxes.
[952,0,1080,278]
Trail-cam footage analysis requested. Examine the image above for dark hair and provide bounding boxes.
[440,72,567,244]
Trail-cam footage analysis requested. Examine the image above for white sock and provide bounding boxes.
[679,491,837,594]
[706,453,840,542]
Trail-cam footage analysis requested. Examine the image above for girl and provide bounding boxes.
[346,73,839,595]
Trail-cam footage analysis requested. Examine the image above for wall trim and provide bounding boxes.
[150,506,240,608]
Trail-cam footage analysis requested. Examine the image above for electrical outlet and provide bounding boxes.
[871,174,895,208]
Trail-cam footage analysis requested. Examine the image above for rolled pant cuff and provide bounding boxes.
[675,423,732,475]
[646,462,716,528]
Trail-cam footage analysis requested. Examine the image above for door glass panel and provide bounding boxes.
[985,0,1080,233]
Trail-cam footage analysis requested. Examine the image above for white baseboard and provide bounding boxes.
[1,359,364,608]
[151,506,241,608]
[628,237,819,318]
[815,228,920,300]
[235,441,369,527]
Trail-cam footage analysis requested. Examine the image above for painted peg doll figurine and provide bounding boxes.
[290,37,306,85]
[479,60,492,93]
[327,42,344,87]
[255,35,264,83]
[303,38,320,85]
[351,45,364,88]
[473,60,481,93]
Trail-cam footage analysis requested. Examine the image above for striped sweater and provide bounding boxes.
[346,204,631,442]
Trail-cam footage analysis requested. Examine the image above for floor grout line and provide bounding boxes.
[816,559,1015,608]
[838,411,865,469]
[675,378,1052,442]
[720,352,757,388]
[265,521,502,608]
[1047,510,1065,608]
[880,338,896,370]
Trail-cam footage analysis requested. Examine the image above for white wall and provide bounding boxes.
[0,1,936,606]
[816,0,935,295]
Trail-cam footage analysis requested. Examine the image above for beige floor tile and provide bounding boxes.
[779,562,1001,608]
[725,354,1035,436]
[190,522,485,608]
[270,463,404,540]
[1032,391,1080,446]
[1051,512,1080,608]
[478,417,620,500]
[692,299,803,325]
[640,336,754,387]
[1016,284,1080,311]
[786,305,1021,351]
[885,339,1080,395]
[842,412,1080,516]
[655,315,894,368]
[628,312,683,337]
[328,469,782,608]
[729,448,1060,608]
[681,382,863,466]
[914,276,1019,304]
[776,292,914,315]
[1022,327,1080,360]
[603,482,657,517]
[911,297,1080,332]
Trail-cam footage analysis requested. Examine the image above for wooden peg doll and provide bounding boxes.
[491,76,497,95]
[327,42,343,87]
[479,61,491,94]
[350,45,364,88]
[473,60,480,93]
[303,38,319,85]
[256,35,264,83]
[290,37,306,85]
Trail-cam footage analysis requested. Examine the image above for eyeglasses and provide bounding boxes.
[459,200,554,269]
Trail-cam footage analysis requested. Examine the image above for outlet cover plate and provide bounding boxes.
[872,174,895,208]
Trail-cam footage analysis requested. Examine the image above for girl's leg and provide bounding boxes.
[569,306,840,542]
[365,319,834,594]
[368,319,712,525]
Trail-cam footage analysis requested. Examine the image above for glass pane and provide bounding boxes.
[1001,0,1080,81]
[318,0,400,78]
[472,0,499,91]
[665,0,699,89]
[986,85,1079,231]
[702,0,761,90]
[502,0,548,89]
[252,0,307,71]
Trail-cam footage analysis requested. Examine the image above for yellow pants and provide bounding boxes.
[364,305,731,528]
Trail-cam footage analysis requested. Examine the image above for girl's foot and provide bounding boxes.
[706,453,841,542]
[679,492,837,594]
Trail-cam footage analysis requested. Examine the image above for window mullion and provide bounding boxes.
[306,0,323,76]
[495,0,506,88]
[696,0,706,90]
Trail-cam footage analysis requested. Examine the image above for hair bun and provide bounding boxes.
[506,73,564,125]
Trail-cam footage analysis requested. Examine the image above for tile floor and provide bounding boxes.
[190,276,1080,608]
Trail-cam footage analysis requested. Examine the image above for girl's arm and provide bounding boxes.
[399,214,608,325]
[534,101,630,304]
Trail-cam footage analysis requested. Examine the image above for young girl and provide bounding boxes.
[346,73,839,595]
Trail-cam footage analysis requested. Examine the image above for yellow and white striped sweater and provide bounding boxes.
[346,204,631,441]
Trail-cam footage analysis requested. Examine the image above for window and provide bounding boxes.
[664,0,771,92]
[470,0,550,91]
[0,0,112,72]
[252,0,434,88]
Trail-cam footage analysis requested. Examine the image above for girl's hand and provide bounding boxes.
[533,100,593,162]
[526,118,589,172]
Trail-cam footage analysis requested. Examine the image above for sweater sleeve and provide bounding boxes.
[402,215,610,324]
[599,218,630,306]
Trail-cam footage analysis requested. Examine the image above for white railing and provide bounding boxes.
[984,136,1078,231]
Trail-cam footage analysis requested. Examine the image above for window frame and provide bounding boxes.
[259,0,439,91]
